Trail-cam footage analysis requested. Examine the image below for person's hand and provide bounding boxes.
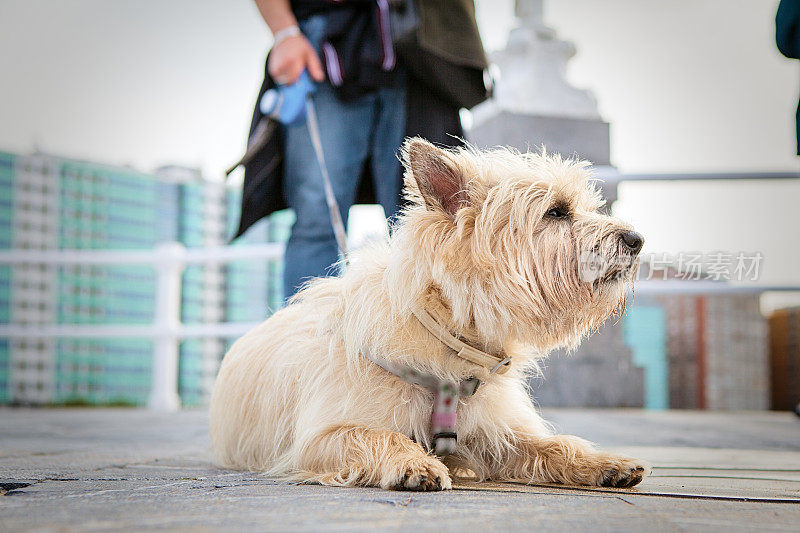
[268,34,325,85]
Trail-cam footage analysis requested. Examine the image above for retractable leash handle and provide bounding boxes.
[259,70,316,125]
[260,72,349,261]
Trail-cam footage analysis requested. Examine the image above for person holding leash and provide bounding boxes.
[232,0,490,300]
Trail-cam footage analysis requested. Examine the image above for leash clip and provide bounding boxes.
[432,432,458,456]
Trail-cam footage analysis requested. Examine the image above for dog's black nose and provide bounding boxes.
[619,231,644,253]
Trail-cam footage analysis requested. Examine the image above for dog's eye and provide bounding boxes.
[546,207,568,219]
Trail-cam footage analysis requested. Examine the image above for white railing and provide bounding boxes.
[594,169,800,182]
[0,242,283,412]
[1,242,798,411]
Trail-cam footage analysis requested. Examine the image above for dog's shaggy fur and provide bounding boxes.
[209,138,649,491]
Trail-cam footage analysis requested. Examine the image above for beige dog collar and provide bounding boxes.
[412,308,512,375]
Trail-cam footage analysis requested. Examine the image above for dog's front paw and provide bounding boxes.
[593,454,650,488]
[386,456,452,491]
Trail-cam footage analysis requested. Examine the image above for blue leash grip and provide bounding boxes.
[259,70,316,127]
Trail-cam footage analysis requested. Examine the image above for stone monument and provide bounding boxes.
[468,0,613,180]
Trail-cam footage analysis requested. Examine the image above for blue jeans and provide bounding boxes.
[282,15,406,299]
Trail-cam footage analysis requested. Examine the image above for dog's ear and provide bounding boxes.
[404,138,467,219]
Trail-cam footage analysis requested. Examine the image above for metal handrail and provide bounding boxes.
[631,281,800,295]
[595,170,800,182]
[0,242,284,265]
[0,322,262,339]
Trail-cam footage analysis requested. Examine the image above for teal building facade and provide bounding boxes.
[0,151,288,406]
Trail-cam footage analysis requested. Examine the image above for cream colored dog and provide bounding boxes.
[209,138,648,491]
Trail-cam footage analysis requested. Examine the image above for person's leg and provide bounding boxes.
[369,80,407,225]
[281,15,378,300]
[283,81,376,299]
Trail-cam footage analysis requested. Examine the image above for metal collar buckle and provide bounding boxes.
[490,356,513,375]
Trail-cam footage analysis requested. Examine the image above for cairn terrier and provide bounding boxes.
[209,138,648,491]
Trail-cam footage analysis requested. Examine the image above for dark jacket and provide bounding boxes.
[776,0,800,154]
[233,0,489,239]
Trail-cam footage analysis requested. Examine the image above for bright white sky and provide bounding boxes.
[1,0,798,300]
